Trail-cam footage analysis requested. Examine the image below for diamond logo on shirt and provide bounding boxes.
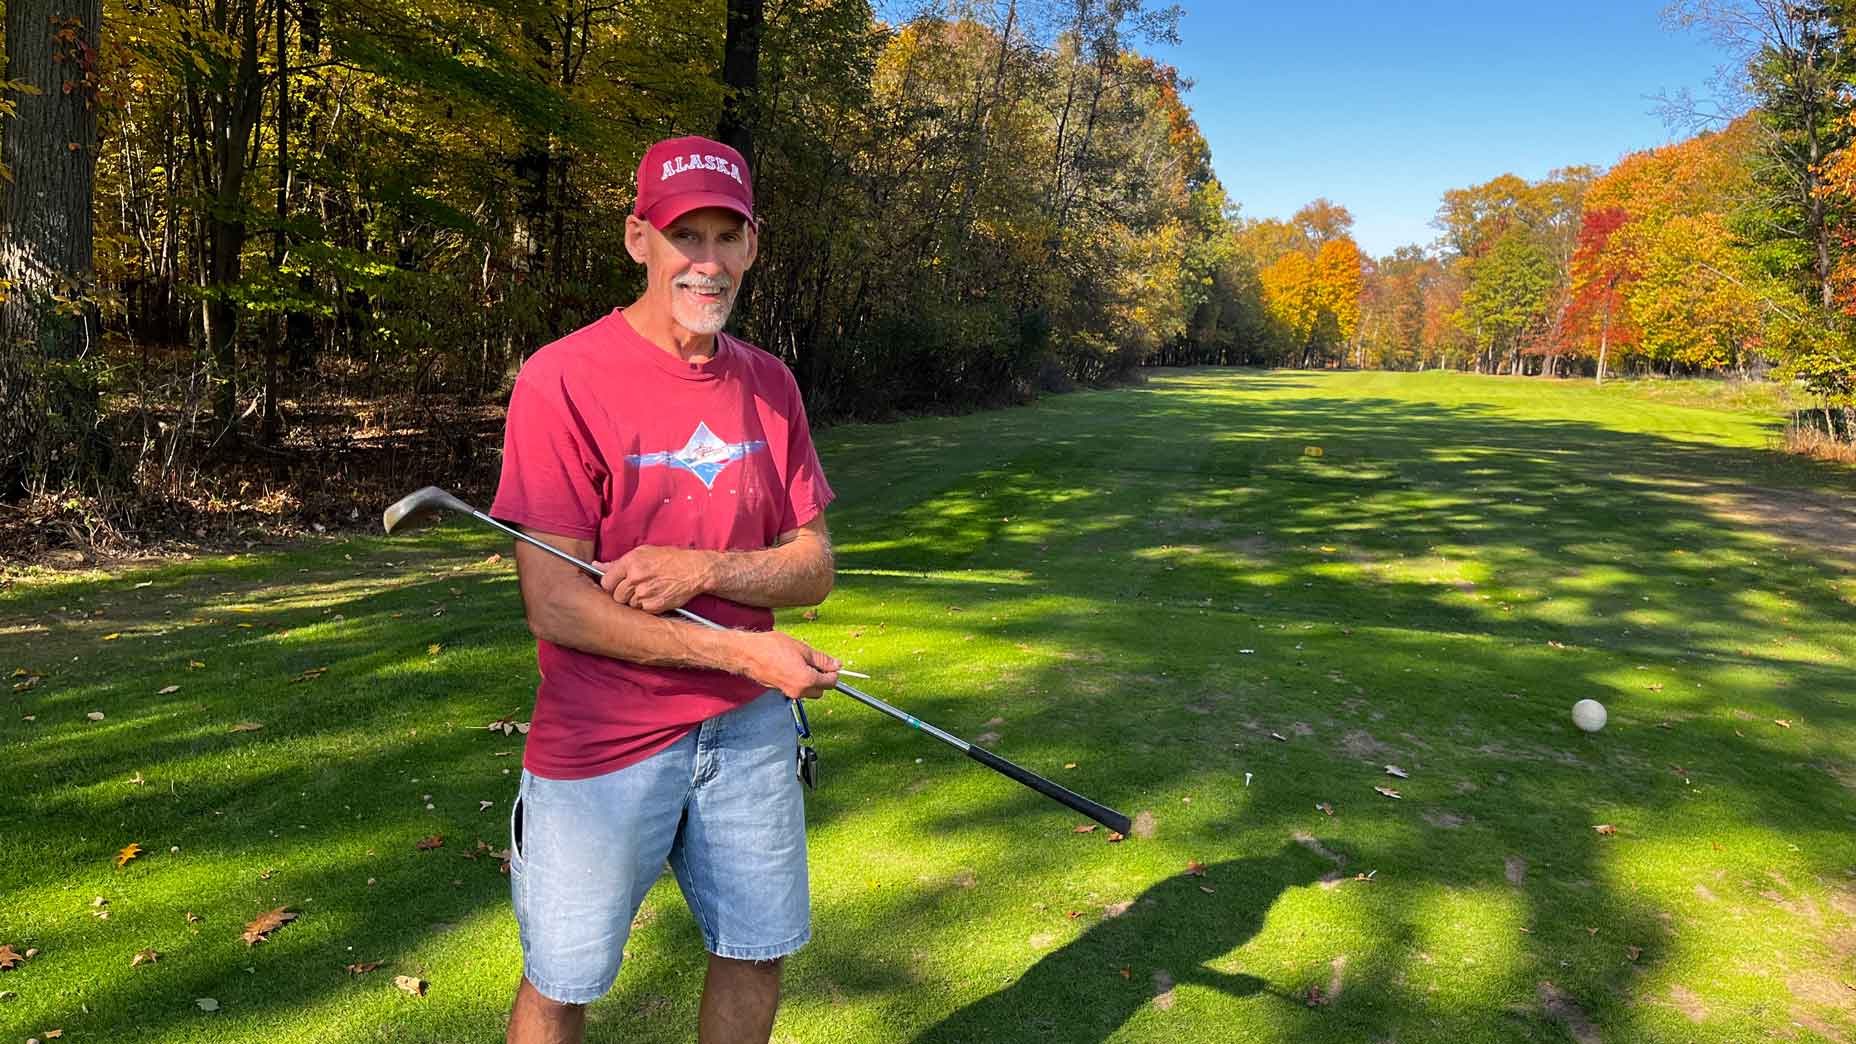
[626,421,767,490]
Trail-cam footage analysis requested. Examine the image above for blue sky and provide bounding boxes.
[1146,1,1740,257]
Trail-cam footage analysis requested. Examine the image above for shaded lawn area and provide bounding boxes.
[3,368,1855,1043]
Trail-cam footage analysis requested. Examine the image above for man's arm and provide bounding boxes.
[514,527,839,700]
[598,513,834,614]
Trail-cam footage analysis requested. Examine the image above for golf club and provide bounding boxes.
[383,486,1133,834]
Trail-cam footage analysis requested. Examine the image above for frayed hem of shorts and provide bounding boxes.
[523,966,613,1006]
[708,928,811,963]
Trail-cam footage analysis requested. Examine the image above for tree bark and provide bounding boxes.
[1,0,105,498]
[715,0,763,164]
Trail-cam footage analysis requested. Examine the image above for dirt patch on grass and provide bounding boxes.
[1152,969,1177,1010]
[1295,830,1349,889]
[1702,485,1856,572]
[1131,810,1157,839]
[1667,984,1708,1023]
[1538,981,1602,1044]
[1325,956,1347,1002]
[1340,730,1388,759]
[1422,809,1467,830]
[1505,855,1527,886]
[1220,535,1274,557]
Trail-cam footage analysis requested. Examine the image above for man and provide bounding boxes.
[491,135,840,1044]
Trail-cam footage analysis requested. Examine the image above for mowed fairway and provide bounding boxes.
[3,369,1855,1043]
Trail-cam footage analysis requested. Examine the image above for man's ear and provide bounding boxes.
[742,220,759,272]
[624,215,651,265]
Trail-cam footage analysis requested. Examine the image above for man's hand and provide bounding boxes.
[735,630,840,700]
[598,545,716,613]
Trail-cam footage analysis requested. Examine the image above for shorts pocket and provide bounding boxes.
[509,791,527,866]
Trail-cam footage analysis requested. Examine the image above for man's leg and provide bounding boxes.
[672,692,811,1044]
[698,955,783,1044]
[508,976,586,1044]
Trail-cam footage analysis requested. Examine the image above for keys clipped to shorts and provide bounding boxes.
[789,698,818,790]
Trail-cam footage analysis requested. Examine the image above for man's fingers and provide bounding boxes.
[594,563,620,591]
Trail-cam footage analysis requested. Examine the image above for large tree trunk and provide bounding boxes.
[715,0,763,163]
[1,0,105,499]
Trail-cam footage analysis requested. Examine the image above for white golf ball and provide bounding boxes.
[1572,699,1608,732]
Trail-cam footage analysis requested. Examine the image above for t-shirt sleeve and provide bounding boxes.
[779,371,835,533]
[491,369,605,539]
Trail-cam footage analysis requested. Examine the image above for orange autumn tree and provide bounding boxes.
[1572,117,1792,376]
[1561,207,1639,383]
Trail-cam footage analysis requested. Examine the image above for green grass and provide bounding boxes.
[4,368,1855,1043]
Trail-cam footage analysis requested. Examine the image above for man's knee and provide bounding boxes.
[516,975,589,1015]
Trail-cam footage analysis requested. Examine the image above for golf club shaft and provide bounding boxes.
[464,508,1132,833]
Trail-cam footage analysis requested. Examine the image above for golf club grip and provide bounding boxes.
[963,744,1132,835]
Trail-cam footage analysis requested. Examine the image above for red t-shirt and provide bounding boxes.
[491,310,834,780]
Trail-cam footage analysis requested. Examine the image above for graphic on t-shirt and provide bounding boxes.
[625,421,768,490]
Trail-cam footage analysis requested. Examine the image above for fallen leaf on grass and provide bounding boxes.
[801,609,819,621]
[415,835,444,851]
[485,716,530,736]
[117,842,143,868]
[289,667,328,683]
[1270,732,1287,742]
[86,711,105,721]
[158,684,179,695]
[1199,885,1215,894]
[1063,762,1077,769]
[1774,719,1793,728]
[1384,765,1409,779]
[128,772,145,786]
[393,975,428,997]
[1315,802,1335,816]
[1072,824,1097,834]
[427,643,443,656]
[131,948,160,967]
[228,722,263,733]
[13,674,41,693]
[1373,786,1402,799]
[1118,966,1132,980]
[0,945,24,970]
[1185,860,1207,877]
[1304,985,1330,1007]
[1594,824,1618,836]
[196,997,219,1011]
[43,1029,63,1039]
[102,633,121,641]
[1626,945,1642,961]
[188,660,205,670]
[346,961,382,975]
[184,912,201,924]
[1106,832,1125,843]
[241,906,297,946]
[479,800,493,812]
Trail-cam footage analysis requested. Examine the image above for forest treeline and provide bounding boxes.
[1,0,1854,535]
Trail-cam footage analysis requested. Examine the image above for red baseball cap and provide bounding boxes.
[633,136,755,229]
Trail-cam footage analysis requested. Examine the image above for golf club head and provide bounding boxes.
[382,486,476,535]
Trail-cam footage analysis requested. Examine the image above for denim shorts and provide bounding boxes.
[509,689,809,1004]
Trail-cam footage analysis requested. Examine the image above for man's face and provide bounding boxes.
[627,208,757,336]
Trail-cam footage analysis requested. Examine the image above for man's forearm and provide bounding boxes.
[701,530,834,608]
[531,571,748,672]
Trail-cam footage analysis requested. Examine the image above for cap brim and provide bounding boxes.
[640,192,756,230]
